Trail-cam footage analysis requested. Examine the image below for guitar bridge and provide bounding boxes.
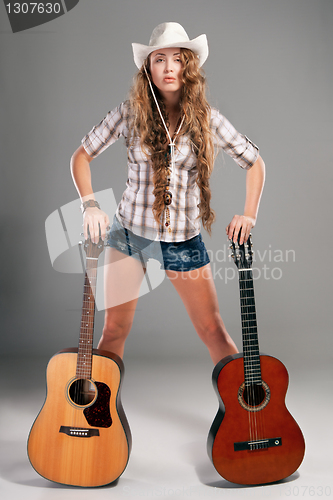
[234,437,282,451]
[59,426,99,438]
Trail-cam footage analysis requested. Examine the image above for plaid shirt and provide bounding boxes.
[81,101,259,242]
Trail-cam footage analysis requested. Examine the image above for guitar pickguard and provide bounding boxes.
[83,381,112,428]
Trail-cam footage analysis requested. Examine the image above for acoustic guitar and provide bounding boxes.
[207,235,305,485]
[28,236,131,487]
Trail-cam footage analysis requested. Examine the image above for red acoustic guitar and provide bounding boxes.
[28,236,131,487]
[207,235,305,485]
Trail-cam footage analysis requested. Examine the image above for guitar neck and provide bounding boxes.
[238,268,262,385]
[77,258,98,379]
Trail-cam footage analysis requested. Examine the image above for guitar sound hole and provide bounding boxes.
[69,379,96,406]
[243,384,266,407]
[237,381,270,411]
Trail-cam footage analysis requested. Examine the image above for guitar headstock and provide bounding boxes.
[229,234,253,270]
[82,235,104,260]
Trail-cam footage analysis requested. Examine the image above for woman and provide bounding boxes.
[70,22,265,365]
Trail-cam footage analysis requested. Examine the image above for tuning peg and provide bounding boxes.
[229,253,235,258]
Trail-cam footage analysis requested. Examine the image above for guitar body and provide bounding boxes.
[208,353,305,485]
[28,348,131,487]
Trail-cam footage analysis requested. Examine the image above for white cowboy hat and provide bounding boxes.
[132,22,209,69]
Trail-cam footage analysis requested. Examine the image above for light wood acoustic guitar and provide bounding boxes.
[207,235,305,485]
[28,236,131,487]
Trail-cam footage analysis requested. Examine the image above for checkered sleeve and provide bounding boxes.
[81,101,129,158]
[210,108,259,169]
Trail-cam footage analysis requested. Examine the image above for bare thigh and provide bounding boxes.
[103,246,146,314]
[166,263,221,331]
[166,263,238,363]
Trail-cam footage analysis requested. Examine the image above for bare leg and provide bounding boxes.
[97,247,146,358]
[166,263,238,365]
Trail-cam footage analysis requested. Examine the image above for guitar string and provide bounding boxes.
[241,244,263,449]
[251,264,266,449]
[74,269,87,430]
[240,267,249,441]
[248,267,261,448]
[248,268,258,447]
[250,270,259,447]
[81,268,91,426]
[238,240,266,451]
[85,264,96,408]
[73,271,83,431]
[85,264,96,424]
[247,266,265,449]
[75,268,89,430]
[73,259,97,431]
[243,269,256,446]
[240,262,253,444]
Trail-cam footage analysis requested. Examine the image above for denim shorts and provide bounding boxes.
[105,215,210,272]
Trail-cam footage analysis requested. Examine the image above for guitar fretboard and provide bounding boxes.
[76,260,98,379]
[239,269,262,386]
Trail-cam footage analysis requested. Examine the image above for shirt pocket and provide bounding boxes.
[175,138,197,170]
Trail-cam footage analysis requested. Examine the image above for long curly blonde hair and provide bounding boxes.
[128,48,216,234]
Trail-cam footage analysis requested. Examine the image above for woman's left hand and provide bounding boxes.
[226,214,256,245]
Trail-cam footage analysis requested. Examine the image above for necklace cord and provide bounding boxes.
[143,66,185,189]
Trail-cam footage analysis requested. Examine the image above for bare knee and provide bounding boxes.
[101,313,133,344]
[196,313,229,346]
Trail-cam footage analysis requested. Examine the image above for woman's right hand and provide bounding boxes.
[70,145,110,243]
[83,207,110,244]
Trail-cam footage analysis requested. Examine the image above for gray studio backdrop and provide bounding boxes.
[1,0,332,369]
